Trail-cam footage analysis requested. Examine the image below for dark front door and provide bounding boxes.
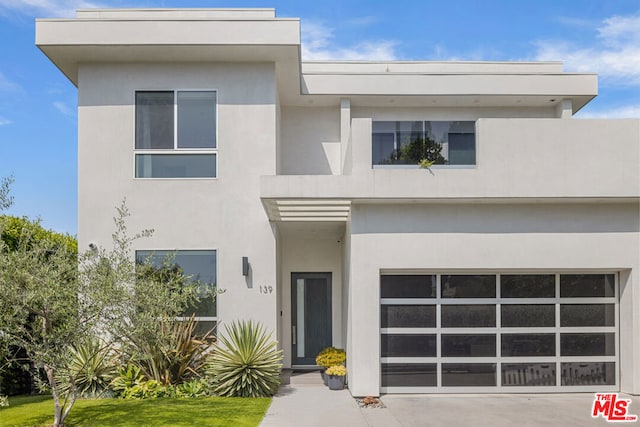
[291,273,332,366]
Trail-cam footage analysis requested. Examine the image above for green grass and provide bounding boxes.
[0,395,271,427]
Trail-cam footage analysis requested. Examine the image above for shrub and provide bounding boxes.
[117,315,214,386]
[119,379,173,399]
[175,378,208,398]
[57,339,116,398]
[206,320,283,397]
[315,347,346,368]
[110,365,145,397]
[325,365,347,376]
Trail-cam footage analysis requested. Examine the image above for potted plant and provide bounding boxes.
[325,365,346,390]
[316,347,346,385]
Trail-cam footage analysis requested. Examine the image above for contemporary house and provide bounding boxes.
[36,8,640,396]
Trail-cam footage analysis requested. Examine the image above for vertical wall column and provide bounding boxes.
[556,99,573,118]
[619,270,640,394]
[340,98,351,174]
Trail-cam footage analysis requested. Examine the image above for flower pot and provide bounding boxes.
[321,369,328,386]
[327,374,345,390]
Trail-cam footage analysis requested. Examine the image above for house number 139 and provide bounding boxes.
[260,285,273,294]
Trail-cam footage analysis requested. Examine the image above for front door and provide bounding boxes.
[291,273,332,366]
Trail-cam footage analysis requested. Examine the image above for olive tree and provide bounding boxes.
[0,198,204,427]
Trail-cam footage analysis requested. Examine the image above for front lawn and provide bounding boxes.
[0,395,271,427]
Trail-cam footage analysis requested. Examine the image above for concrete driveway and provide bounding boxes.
[381,394,640,426]
[261,371,640,426]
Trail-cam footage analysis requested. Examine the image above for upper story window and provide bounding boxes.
[372,121,475,167]
[135,91,217,178]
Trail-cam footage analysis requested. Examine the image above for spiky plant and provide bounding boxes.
[117,315,214,385]
[57,339,116,398]
[207,320,283,397]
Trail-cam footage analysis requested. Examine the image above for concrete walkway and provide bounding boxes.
[260,370,401,427]
[261,372,640,426]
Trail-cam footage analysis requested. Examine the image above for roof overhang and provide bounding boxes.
[36,12,301,87]
[35,8,599,111]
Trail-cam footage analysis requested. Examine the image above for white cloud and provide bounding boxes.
[0,71,21,92]
[576,105,640,119]
[0,0,106,18]
[0,116,12,126]
[53,101,75,116]
[536,13,640,86]
[301,21,397,61]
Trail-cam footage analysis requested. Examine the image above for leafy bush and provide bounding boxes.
[56,339,116,398]
[110,365,145,397]
[315,347,346,368]
[119,379,173,399]
[117,315,214,386]
[175,378,208,398]
[325,365,346,376]
[111,366,209,399]
[206,320,282,397]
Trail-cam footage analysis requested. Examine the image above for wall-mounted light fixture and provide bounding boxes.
[242,256,249,276]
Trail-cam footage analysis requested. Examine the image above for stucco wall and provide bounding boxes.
[346,202,640,396]
[78,62,279,335]
[279,106,341,175]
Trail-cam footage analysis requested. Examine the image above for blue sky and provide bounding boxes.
[0,0,639,235]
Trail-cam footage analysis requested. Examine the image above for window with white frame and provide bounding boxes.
[135,250,217,333]
[135,91,217,178]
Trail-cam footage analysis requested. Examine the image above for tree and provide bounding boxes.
[398,136,446,166]
[0,199,209,427]
[0,216,82,426]
[0,175,13,211]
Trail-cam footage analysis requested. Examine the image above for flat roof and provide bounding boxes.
[35,8,598,110]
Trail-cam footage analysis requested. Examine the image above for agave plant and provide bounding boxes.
[207,320,283,397]
[57,338,116,398]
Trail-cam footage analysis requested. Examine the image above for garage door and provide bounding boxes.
[380,273,618,393]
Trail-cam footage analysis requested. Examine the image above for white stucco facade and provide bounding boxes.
[37,8,640,397]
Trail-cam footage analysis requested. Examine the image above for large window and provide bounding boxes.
[135,250,217,332]
[380,273,618,392]
[135,91,217,178]
[372,121,475,167]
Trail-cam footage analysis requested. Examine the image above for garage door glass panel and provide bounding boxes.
[381,275,436,298]
[381,364,437,387]
[501,334,555,357]
[560,333,615,356]
[561,362,615,386]
[381,305,436,328]
[560,274,615,297]
[441,275,496,298]
[441,334,496,357]
[560,304,615,326]
[441,304,496,327]
[500,275,555,298]
[501,304,555,327]
[442,364,496,386]
[381,334,436,357]
[502,363,556,386]
[560,304,615,327]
